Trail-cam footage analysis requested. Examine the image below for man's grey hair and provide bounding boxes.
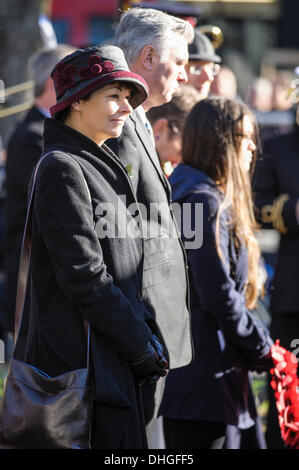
[113,7,194,67]
[29,44,75,98]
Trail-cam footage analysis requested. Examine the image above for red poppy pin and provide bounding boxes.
[79,55,114,80]
[53,62,77,97]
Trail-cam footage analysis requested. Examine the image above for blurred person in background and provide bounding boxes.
[146,84,200,176]
[159,96,273,449]
[0,133,6,166]
[272,70,294,112]
[253,99,299,449]
[3,44,74,355]
[210,65,238,100]
[107,7,194,448]
[246,77,273,143]
[267,70,296,138]
[186,30,222,100]
[246,75,294,143]
[38,13,58,49]
[247,77,273,114]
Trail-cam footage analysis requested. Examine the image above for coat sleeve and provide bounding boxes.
[253,142,299,234]
[33,152,152,360]
[184,191,271,361]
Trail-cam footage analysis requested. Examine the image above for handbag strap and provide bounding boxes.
[14,152,91,368]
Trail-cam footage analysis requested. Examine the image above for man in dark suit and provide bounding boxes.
[4,45,74,348]
[107,7,194,446]
[253,106,299,448]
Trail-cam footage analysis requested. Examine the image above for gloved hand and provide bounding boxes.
[130,334,168,384]
[247,351,273,373]
[150,334,168,369]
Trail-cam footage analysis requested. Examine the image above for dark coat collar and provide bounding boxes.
[169,163,223,203]
[43,118,117,163]
[24,105,46,123]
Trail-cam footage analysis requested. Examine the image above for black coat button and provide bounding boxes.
[137,292,143,302]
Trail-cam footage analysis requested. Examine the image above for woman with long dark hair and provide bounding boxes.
[159,96,273,449]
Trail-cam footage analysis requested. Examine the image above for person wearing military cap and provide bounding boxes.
[253,99,299,449]
[186,29,222,100]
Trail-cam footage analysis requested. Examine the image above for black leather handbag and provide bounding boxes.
[0,153,92,449]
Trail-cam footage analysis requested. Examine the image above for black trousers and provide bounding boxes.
[266,312,299,449]
[224,418,267,449]
[163,418,226,449]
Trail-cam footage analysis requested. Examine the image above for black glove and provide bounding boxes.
[247,351,273,373]
[150,334,168,369]
[130,335,168,384]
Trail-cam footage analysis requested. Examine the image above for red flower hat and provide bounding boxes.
[50,45,149,118]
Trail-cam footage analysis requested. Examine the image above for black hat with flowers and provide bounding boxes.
[50,44,149,118]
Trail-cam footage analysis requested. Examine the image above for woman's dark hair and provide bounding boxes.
[182,96,262,310]
[182,96,259,184]
[54,92,94,122]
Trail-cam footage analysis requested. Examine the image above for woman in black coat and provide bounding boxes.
[19,45,168,449]
[159,97,273,449]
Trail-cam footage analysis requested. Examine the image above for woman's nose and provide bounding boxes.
[249,139,256,151]
[121,99,133,114]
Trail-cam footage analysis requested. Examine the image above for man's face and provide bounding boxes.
[149,35,188,108]
[186,60,220,99]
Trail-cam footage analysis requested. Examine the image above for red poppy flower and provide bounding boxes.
[79,55,114,80]
[270,340,299,448]
[53,62,77,97]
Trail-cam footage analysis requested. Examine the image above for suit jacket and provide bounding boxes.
[4,106,45,332]
[107,108,193,370]
[24,118,153,448]
[253,129,299,314]
[160,164,272,427]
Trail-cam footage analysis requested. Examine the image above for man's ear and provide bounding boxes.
[139,45,159,71]
[152,118,169,140]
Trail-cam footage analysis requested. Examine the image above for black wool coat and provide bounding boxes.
[253,128,299,315]
[22,118,153,449]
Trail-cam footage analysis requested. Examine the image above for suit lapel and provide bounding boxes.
[130,109,171,198]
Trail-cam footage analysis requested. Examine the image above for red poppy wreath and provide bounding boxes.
[270,340,299,449]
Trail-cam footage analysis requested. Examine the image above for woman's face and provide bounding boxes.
[69,83,133,145]
[238,114,256,173]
